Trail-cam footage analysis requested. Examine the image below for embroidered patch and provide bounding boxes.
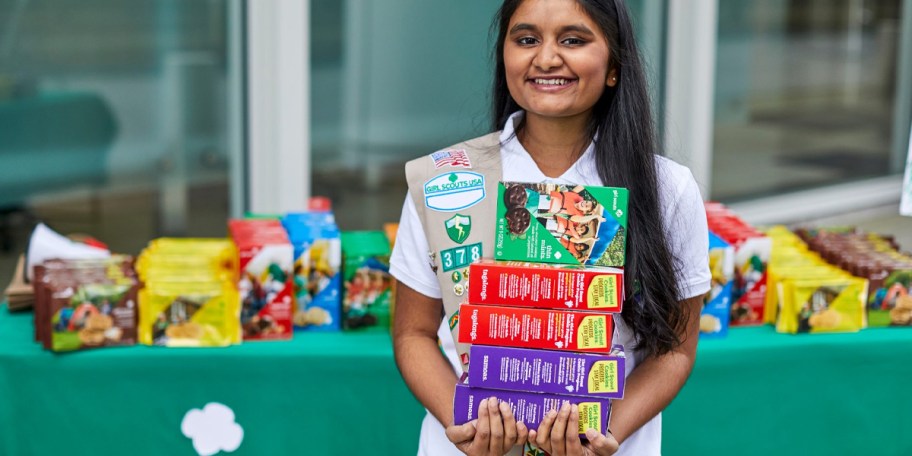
[448,311,459,330]
[431,149,472,169]
[424,172,485,212]
[445,214,472,244]
[440,242,482,272]
[453,284,465,296]
[451,271,462,283]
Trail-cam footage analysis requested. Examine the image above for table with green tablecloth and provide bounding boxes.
[2,303,911,455]
[0,305,425,455]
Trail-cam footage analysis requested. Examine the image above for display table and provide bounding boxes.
[3,303,911,455]
[0,305,425,455]
[664,325,912,456]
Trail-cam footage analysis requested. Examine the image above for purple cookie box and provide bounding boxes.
[453,379,612,436]
[467,345,626,399]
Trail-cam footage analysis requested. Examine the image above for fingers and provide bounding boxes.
[499,400,518,453]
[475,398,492,451]
[550,401,571,455]
[487,397,504,454]
[565,404,583,455]
[584,429,620,456]
[534,406,559,453]
[516,421,529,448]
[444,419,477,445]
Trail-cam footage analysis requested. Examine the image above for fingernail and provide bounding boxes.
[586,428,599,440]
[571,404,578,413]
[489,396,498,406]
[561,402,571,412]
[548,409,558,418]
[480,398,488,408]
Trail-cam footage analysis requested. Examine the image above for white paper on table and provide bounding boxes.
[25,223,110,282]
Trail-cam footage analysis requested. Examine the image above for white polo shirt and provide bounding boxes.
[391,111,711,456]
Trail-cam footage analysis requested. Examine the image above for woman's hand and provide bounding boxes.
[445,397,529,456]
[527,402,620,456]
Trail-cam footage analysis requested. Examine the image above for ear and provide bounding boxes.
[606,68,618,87]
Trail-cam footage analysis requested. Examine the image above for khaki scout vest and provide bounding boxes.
[405,132,502,374]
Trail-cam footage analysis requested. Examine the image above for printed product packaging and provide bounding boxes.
[495,182,628,267]
[138,282,241,347]
[230,220,294,340]
[458,303,614,353]
[468,259,624,313]
[454,377,612,437]
[705,202,771,326]
[32,257,139,352]
[776,276,868,334]
[700,232,734,338]
[341,231,392,329]
[136,238,242,346]
[283,212,342,331]
[467,345,626,399]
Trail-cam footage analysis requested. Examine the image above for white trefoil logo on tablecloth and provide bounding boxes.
[181,402,244,456]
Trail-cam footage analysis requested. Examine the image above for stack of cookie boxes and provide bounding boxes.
[453,182,630,438]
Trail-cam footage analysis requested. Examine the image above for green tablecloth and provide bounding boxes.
[664,326,912,456]
[3,303,911,455]
[0,305,425,455]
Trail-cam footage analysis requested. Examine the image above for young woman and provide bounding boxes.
[390,0,710,454]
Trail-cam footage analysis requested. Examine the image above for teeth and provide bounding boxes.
[535,78,567,85]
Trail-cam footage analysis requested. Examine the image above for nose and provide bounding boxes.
[532,41,563,71]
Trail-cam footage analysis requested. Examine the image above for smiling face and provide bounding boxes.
[503,0,616,123]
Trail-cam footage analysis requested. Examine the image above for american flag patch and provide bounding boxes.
[431,149,472,169]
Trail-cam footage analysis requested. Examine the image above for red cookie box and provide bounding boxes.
[230,219,294,340]
[705,203,770,326]
[468,259,624,313]
[458,303,614,353]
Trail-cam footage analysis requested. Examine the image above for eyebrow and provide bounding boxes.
[508,23,596,36]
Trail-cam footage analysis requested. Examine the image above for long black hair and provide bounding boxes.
[492,0,689,358]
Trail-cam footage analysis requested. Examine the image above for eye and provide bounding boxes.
[516,36,539,46]
[561,37,586,46]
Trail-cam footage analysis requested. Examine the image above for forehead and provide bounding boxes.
[509,0,597,29]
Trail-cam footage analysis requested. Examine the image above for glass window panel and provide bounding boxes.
[0,0,242,281]
[311,0,666,230]
[712,0,905,201]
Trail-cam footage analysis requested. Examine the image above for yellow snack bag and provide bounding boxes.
[765,265,846,325]
[139,281,241,347]
[776,277,868,334]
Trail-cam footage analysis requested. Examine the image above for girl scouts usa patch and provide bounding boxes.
[423,172,486,212]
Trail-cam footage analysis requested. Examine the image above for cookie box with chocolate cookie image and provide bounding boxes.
[48,282,139,352]
[138,282,241,347]
[467,259,624,312]
[454,376,612,438]
[467,345,627,399]
[283,212,342,331]
[700,232,734,339]
[775,276,868,334]
[458,303,614,353]
[495,182,628,267]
